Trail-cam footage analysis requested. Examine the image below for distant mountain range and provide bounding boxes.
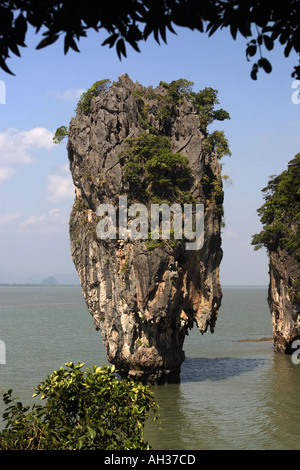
[0,268,80,285]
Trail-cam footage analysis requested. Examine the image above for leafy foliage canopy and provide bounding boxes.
[0,362,159,450]
[120,133,194,204]
[252,153,300,261]
[0,1,299,80]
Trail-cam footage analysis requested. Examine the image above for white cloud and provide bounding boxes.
[0,211,21,226]
[46,164,74,203]
[49,208,61,217]
[47,208,69,224]
[222,228,239,240]
[48,88,85,102]
[19,214,46,227]
[18,127,54,149]
[0,127,55,184]
[39,209,70,233]
[0,167,15,185]
[18,208,69,233]
[0,127,54,166]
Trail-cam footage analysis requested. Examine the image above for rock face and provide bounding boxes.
[67,74,223,383]
[268,249,300,353]
[252,154,300,355]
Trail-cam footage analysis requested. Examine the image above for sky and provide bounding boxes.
[0,23,299,285]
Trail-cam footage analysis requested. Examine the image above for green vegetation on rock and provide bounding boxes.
[117,78,230,248]
[160,81,230,130]
[252,153,300,261]
[53,125,68,144]
[53,79,112,142]
[119,132,194,205]
[202,130,232,160]
[133,79,231,159]
[76,79,111,113]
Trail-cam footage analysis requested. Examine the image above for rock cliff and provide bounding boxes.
[252,154,300,354]
[268,249,300,353]
[67,74,225,383]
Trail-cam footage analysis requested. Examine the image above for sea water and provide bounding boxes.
[0,285,300,450]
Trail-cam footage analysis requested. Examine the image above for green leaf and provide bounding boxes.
[263,34,274,51]
[36,33,59,50]
[246,44,257,58]
[64,35,80,54]
[258,57,272,74]
[116,38,126,59]
[230,23,237,40]
[251,63,258,80]
[0,58,15,75]
[14,13,27,45]
[87,426,96,439]
[102,33,119,48]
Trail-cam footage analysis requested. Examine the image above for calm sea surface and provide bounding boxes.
[0,285,300,450]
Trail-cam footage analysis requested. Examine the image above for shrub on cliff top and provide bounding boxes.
[0,362,159,450]
[53,125,68,144]
[76,79,111,113]
[160,80,231,136]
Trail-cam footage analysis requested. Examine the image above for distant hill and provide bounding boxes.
[0,268,80,285]
[40,276,59,285]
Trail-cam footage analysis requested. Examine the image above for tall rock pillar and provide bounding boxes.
[252,153,300,354]
[68,75,224,383]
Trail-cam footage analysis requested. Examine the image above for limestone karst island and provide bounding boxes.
[66,75,228,384]
[56,74,299,384]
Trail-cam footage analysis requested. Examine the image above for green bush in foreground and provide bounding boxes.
[0,362,159,450]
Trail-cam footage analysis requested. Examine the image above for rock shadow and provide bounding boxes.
[180,356,266,383]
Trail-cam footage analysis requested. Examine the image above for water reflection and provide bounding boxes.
[145,352,300,450]
[145,354,269,450]
[180,357,266,382]
[261,353,300,450]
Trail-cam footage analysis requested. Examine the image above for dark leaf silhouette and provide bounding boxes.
[0,1,299,79]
